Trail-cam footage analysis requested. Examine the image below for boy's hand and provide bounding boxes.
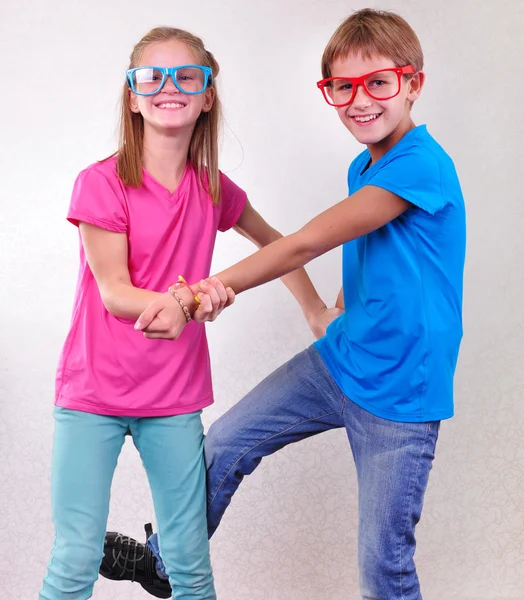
[135,292,188,340]
[307,306,344,339]
[135,278,235,338]
[192,277,235,323]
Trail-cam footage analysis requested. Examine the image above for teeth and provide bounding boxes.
[354,114,379,122]
[158,103,184,109]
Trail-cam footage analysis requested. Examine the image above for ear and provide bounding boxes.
[201,86,216,113]
[407,71,425,103]
[128,88,141,114]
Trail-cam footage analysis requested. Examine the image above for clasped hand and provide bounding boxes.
[134,277,235,340]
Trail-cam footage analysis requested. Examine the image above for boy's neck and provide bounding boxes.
[367,117,417,164]
[142,126,194,194]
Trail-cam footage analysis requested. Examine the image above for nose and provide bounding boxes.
[162,75,179,94]
[352,84,372,109]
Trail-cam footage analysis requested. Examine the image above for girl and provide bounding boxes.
[40,26,331,600]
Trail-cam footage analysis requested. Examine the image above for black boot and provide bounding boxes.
[99,523,172,598]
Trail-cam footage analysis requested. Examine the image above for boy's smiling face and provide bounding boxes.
[330,53,424,159]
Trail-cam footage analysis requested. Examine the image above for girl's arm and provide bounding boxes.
[80,223,188,337]
[232,201,328,328]
[80,223,157,319]
[335,287,344,311]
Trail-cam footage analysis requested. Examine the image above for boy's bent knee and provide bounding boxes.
[204,417,238,462]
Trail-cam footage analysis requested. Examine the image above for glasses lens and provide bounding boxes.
[364,70,400,99]
[132,67,164,95]
[323,79,353,106]
[175,67,207,94]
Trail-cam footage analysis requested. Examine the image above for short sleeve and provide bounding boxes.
[67,163,128,233]
[218,171,248,232]
[368,147,445,215]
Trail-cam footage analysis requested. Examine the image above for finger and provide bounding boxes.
[196,285,221,322]
[189,282,200,296]
[199,280,221,312]
[193,293,213,323]
[225,287,235,307]
[141,316,167,334]
[135,301,163,331]
[200,278,229,321]
[143,331,177,340]
[208,277,228,305]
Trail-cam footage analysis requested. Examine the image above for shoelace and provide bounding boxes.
[108,533,144,582]
[106,524,157,584]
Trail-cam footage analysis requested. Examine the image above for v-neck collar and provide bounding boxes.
[142,161,191,203]
[359,125,427,178]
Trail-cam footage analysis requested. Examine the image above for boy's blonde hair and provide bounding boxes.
[321,9,424,79]
[117,27,222,205]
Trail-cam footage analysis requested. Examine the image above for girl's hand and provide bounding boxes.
[192,277,235,323]
[135,278,235,338]
[307,306,344,339]
[135,292,188,340]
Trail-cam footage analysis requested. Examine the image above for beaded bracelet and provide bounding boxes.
[167,285,192,323]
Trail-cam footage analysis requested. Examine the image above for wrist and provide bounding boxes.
[166,287,193,323]
[175,284,199,316]
[304,299,327,323]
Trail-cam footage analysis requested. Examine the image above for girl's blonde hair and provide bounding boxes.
[117,27,222,205]
[321,9,424,79]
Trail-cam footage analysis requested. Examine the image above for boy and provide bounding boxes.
[101,9,465,599]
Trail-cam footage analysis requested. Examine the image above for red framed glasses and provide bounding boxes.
[317,65,415,107]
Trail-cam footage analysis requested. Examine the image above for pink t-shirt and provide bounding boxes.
[56,156,247,417]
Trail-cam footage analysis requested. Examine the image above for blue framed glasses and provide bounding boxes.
[126,65,213,96]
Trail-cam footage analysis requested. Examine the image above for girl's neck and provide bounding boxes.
[142,126,194,194]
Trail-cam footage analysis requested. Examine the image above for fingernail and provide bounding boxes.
[134,321,142,330]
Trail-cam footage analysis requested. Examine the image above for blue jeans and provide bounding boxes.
[151,346,440,599]
[40,408,215,600]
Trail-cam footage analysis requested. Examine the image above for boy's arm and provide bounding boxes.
[232,201,327,325]
[136,186,402,336]
[210,185,409,295]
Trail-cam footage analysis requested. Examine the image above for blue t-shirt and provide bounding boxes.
[315,125,466,422]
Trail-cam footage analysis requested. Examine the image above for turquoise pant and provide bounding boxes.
[40,407,215,599]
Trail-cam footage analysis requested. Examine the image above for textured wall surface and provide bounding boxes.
[1,0,523,598]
